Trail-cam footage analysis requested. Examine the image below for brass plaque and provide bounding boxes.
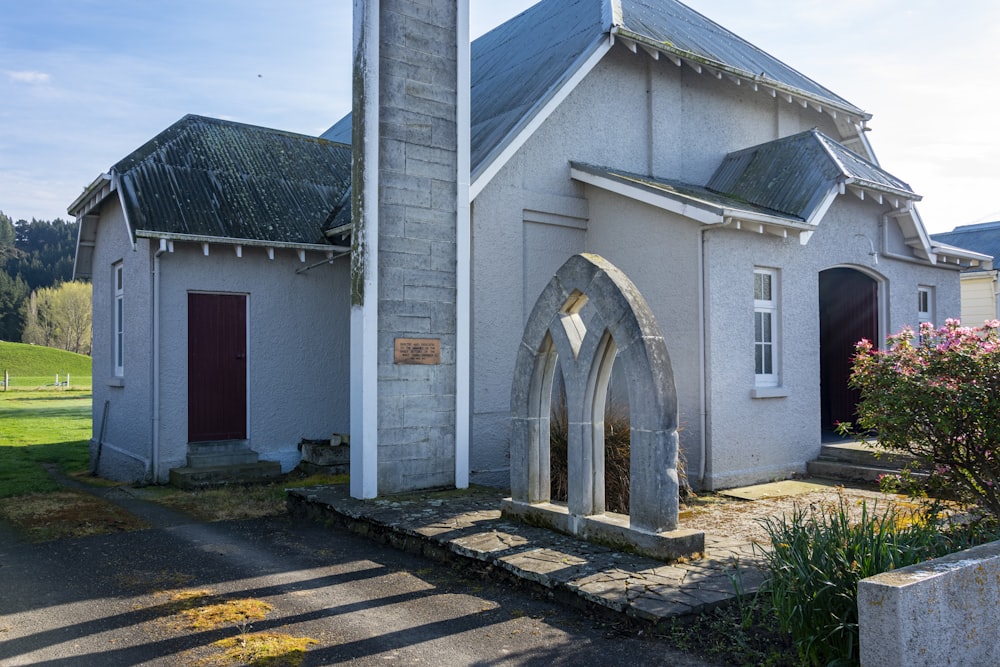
[394,338,441,365]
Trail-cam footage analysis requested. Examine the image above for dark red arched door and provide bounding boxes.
[819,268,878,432]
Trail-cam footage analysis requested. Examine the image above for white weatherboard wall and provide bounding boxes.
[468,42,963,489]
[960,272,999,325]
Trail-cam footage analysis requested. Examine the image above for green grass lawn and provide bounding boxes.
[0,341,92,389]
[0,390,92,497]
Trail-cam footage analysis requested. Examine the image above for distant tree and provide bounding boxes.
[21,290,48,347]
[0,216,82,342]
[0,211,14,252]
[21,281,91,355]
[0,270,28,340]
[6,218,77,289]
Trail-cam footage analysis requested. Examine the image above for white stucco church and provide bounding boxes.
[72,0,989,494]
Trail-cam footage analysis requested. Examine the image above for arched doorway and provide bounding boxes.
[819,267,879,434]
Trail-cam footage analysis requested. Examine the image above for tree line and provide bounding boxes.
[0,211,91,355]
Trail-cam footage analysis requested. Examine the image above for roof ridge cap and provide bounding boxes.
[604,0,623,31]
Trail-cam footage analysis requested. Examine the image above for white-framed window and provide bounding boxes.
[754,268,779,387]
[114,262,124,377]
[918,286,934,325]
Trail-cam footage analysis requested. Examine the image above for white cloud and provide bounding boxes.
[6,70,51,85]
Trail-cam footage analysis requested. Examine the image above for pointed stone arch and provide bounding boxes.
[504,254,702,558]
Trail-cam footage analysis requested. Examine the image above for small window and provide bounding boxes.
[917,286,934,325]
[114,262,124,377]
[754,268,779,387]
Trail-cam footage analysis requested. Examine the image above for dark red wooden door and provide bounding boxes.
[819,268,878,432]
[188,293,247,442]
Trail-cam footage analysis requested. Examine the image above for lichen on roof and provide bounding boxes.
[114,115,352,245]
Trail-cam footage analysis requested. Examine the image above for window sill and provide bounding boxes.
[750,386,788,399]
[107,377,125,388]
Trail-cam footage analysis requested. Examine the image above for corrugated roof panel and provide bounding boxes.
[323,0,866,179]
[815,133,914,196]
[617,1,861,114]
[708,130,915,220]
[572,161,808,222]
[469,0,605,174]
[115,115,352,245]
[932,222,1000,271]
[708,131,841,219]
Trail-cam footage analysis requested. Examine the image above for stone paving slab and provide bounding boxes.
[286,485,767,625]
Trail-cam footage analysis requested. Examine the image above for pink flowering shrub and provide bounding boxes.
[849,318,1000,516]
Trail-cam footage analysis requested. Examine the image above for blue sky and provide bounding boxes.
[2,0,998,234]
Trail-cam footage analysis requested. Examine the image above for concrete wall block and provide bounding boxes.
[406,203,454,226]
[406,143,456,168]
[381,138,407,172]
[382,314,432,334]
[403,392,457,420]
[378,169,432,197]
[430,116,458,148]
[429,241,457,273]
[403,284,456,304]
[405,76,457,107]
[406,155,457,183]
[403,215,456,243]
[406,219,457,243]
[405,21,459,62]
[395,266,456,289]
[393,0,455,28]
[381,184,432,210]
[377,426,430,449]
[858,539,1000,667]
[379,235,433,257]
[379,118,433,147]
[431,179,458,212]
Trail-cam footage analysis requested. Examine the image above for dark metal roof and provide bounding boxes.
[322,0,867,180]
[931,222,1000,272]
[571,161,806,222]
[707,129,915,220]
[616,0,860,112]
[115,115,352,245]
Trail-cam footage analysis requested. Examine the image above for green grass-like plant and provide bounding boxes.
[758,495,1000,666]
[0,340,92,389]
[0,390,92,497]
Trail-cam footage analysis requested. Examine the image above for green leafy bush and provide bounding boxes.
[848,319,1000,516]
[759,495,1000,666]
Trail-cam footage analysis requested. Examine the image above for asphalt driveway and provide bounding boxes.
[0,495,720,666]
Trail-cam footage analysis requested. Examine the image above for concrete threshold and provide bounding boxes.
[286,484,766,625]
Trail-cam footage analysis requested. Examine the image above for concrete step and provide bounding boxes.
[806,459,929,484]
[169,461,282,489]
[186,440,258,468]
[817,442,920,469]
[186,450,260,468]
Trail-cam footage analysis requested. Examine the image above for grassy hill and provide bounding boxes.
[0,341,91,387]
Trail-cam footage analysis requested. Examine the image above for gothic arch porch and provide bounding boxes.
[503,253,703,560]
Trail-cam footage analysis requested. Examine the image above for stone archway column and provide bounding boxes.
[506,254,702,559]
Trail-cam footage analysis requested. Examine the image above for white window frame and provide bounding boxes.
[754,268,779,387]
[114,262,124,377]
[917,285,934,326]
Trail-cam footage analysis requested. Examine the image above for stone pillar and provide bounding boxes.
[350,0,467,497]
